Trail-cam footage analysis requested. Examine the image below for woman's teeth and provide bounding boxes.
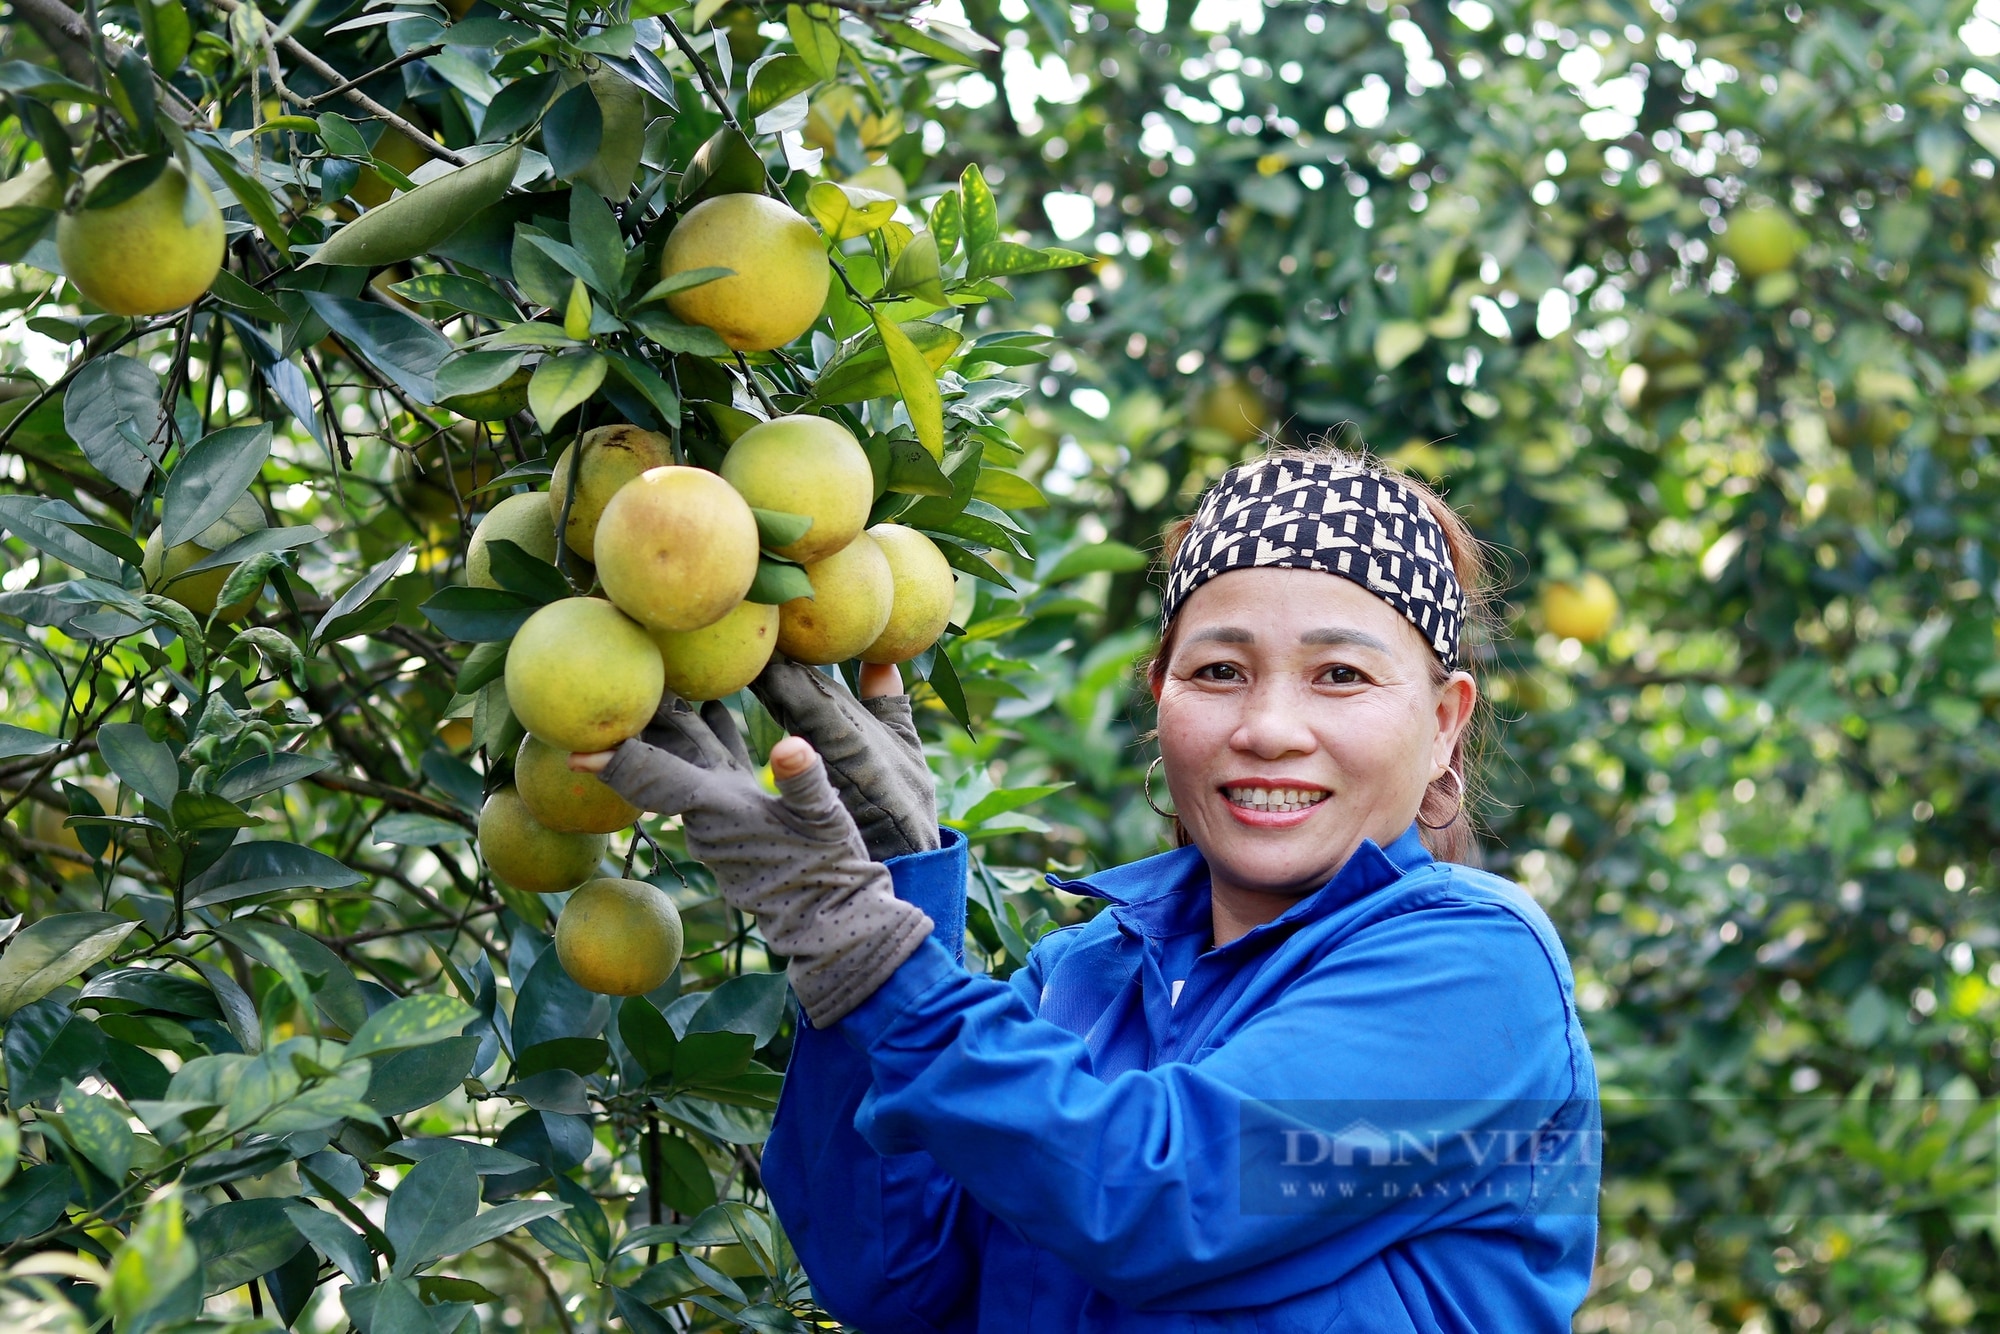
[1223,787,1328,813]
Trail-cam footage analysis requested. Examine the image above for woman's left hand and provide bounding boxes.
[570,697,934,1026]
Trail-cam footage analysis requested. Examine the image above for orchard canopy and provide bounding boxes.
[3,0,2000,1328]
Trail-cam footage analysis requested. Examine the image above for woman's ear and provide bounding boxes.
[1433,671,1478,768]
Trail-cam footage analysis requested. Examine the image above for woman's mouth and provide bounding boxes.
[1220,785,1330,824]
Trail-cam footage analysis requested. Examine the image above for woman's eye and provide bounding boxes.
[1321,665,1363,685]
[1194,662,1242,681]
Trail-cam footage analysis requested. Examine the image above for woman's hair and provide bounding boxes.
[1144,440,1494,864]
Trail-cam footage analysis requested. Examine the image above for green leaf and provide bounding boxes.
[107,1185,198,1324]
[617,996,678,1079]
[285,1203,374,1286]
[435,350,526,402]
[308,144,521,268]
[207,267,290,322]
[0,1163,71,1243]
[608,353,682,423]
[529,351,608,433]
[959,163,998,254]
[302,292,455,404]
[386,1143,479,1277]
[217,752,333,803]
[372,813,471,847]
[0,915,139,1018]
[0,496,130,579]
[363,1035,479,1118]
[169,791,263,831]
[138,0,193,77]
[63,354,164,496]
[879,19,988,66]
[543,83,604,182]
[182,842,366,909]
[313,112,369,157]
[176,525,321,577]
[1044,540,1150,583]
[629,309,732,356]
[191,1197,305,1294]
[346,994,477,1061]
[454,639,511,693]
[421,585,541,642]
[684,972,788,1047]
[746,53,821,115]
[922,641,972,734]
[887,230,948,305]
[509,1067,590,1113]
[195,140,293,259]
[928,536,1014,588]
[0,724,62,761]
[0,206,53,265]
[745,557,814,605]
[807,179,897,242]
[750,507,814,549]
[968,239,1090,279]
[312,544,413,647]
[634,265,734,306]
[515,1037,610,1079]
[677,125,767,205]
[929,188,962,262]
[786,4,842,79]
[429,1199,569,1264]
[389,274,518,322]
[60,1078,137,1180]
[810,320,963,404]
[161,423,272,547]
[875,310,945,459]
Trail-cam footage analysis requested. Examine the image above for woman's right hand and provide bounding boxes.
[750,657,940,862]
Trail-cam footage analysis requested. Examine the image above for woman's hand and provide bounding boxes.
[749,658,939,862]
[574,696,933,1026]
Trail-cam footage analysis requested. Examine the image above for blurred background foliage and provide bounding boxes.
[5,0,2000,1328]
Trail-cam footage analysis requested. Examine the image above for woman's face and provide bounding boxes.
[1154,567,1477,900]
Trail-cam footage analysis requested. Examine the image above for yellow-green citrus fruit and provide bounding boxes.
[548,424,675,562]
[843,163,908,203]
[596,466,760,631]
[436,717,475,752]
[505,597,665,752]
[141,493,268,618]
[1191,375,1271,445]
[1720,205,1801,279]
[574,66,646,200]
[804,85,904,155]
[555,877,684,996]
[58,159,224,316]
[777,531,893,664]
[1541,573,1618,644]
[478,785,606,895]
[350,121,435,210]
[515,734,640,835]
[467,491,561,589]
[650,598,780,701]
[660,194,830,352]
[860,525,955,665]
[720,414,874,564]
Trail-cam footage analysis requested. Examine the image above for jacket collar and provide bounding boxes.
[1046,823,1435,939]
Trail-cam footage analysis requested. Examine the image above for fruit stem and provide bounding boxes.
[554,427,589,592]
[733,351,781,416]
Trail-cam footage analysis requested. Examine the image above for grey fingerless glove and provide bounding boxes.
[597,697,934,1027]
[751,659,939,861]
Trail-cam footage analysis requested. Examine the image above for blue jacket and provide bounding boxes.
[764,825,1600,1333]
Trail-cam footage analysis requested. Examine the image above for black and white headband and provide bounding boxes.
[1162,457,1466,666]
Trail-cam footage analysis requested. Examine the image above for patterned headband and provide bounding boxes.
[1161,457,1466,666]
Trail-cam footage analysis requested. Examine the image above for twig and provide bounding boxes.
[733,352,780,416]
[10,0,199,122]
[318,904,502,946]
[495,1238,577,1334]
[304,45,445,106]
[307,770,475,829]
[660,14,739,131]
[206,0,467,166]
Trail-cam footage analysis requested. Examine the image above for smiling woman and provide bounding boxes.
[588,443,1600,1332]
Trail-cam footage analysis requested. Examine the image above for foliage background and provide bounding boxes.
[4,0,2000,1330]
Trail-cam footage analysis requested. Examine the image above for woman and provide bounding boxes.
[574,447,1601,1332]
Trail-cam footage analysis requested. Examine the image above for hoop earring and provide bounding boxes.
[1144,757,1177,819]
[1417,767,1465,831]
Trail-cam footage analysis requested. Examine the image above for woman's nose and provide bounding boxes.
[1229,678,1320,759]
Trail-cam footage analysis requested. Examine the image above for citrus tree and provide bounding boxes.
[0,0,1093,1328]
